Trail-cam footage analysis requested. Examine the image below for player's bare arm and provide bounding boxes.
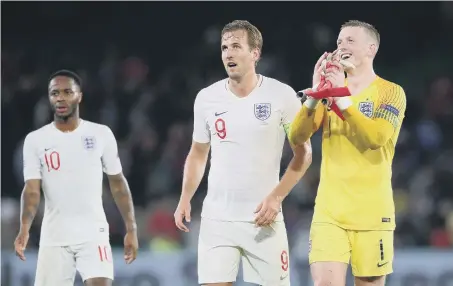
[107,172,138,263]
[175,141,210,232]
[107,173,136,231]
[255,139,312,226]
[14,179,41,261]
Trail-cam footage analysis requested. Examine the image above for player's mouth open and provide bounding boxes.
[341,53,352,60]
[56,106,68,112]
[227,62,237,68]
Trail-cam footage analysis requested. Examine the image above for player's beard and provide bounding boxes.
[53,103,78,122]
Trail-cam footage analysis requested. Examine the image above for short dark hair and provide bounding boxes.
[48,69,82,90]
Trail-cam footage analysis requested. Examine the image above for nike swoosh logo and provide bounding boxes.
[215,111,228,116]
[280,274,288,280]
[377,261,389,267]
[44,148,51,151]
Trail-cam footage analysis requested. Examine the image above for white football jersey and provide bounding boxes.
[193,75,302,221]
[23,119,122,246]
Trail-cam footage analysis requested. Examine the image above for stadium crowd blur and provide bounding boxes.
[2,2,453,257]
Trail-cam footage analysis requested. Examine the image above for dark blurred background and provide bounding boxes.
[2,1,453,285]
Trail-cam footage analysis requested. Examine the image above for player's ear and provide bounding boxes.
[78,93,83,104]
[252,48,260,63]
[368,43,378,58]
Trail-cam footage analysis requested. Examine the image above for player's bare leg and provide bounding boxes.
[354,275,386,286]
[84,277,113,286]
[202,283,233,286]
[310,261,348,286]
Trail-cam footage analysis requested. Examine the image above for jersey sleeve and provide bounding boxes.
[374,84,406,129]
[192,90,210,143]
[23,133,42,181]
[281,85,302,135]
[101,126,123,175]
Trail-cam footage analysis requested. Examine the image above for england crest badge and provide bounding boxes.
[254,103,271,121]
[358,102,374,118]
[82,136,97,151]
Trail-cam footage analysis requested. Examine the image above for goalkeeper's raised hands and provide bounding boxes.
[312,52,328,88]
[324,60,346,88]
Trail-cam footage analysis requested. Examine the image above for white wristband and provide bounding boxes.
[335,97,353,111]
[303,97,320,109]
[301,84,320,109]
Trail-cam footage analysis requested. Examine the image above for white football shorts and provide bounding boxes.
[198,217,290,285]
[34,234,113,286]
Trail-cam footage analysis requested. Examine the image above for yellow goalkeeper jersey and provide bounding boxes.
[313,76,406,231]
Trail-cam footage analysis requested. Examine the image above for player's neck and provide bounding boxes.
[228,71,260,98]
[54,114,81,133]
[346,65,377,91]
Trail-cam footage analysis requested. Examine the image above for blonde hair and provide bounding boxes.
[341,20,380,48]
